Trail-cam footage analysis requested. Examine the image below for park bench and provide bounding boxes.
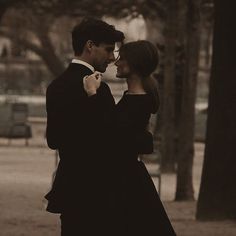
[0,102,32,145]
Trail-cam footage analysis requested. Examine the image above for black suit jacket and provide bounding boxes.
[45,63,116,213]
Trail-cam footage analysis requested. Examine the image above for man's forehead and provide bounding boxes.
[100,42,122,48]
[100,43,115,49]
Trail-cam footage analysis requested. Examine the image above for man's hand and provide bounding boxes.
[83,72,102,96]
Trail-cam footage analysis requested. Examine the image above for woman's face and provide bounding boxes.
[114,53,132,78]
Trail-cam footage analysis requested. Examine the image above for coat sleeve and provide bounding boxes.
[46,81,115,151]
[46,84,63,150]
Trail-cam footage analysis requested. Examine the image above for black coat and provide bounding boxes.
[45,63,116,215]
[45,63,169,235]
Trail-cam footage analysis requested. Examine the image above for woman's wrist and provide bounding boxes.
[87,89,97,96]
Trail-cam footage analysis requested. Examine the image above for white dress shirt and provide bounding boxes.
[71,59,95,73]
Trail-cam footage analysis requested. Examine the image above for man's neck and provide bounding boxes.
[74,55,91,64]
[72,56,95,72]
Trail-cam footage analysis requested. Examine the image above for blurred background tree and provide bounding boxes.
[0,0,215,202]
[196,0,236,220]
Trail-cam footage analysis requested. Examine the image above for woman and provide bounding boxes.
[85,40,176,235]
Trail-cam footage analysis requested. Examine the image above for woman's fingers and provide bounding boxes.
[83,72,102,96]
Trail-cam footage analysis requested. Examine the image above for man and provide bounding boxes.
[45,17,125,235]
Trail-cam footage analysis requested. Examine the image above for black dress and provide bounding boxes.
[113,91,176,236]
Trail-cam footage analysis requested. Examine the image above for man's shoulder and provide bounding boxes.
[46,75,64,93]
[47,64,85,90]
[46,70,71,98]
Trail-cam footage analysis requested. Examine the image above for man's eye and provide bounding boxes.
[106,48,114,53]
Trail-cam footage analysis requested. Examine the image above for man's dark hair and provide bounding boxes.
[72,17,125,55]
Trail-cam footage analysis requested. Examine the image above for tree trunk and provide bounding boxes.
[35,17,66,77]
[0,28,65,78]
[0,12,65,78]
[0,0,17,22]
[37,33,66,78]
[196,0,236,220]
[204,25,213,67]
[174,0,201,201]
[161,0,178,172]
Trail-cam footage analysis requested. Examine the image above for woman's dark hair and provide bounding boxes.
[72,17,125,55]
[119,40,159,78]
[119,40,159,110]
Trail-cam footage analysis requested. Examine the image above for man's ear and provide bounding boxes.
[85,40,94,52]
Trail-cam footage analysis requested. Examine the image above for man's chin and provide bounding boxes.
[96,68,105,73]
[94,65,106,73]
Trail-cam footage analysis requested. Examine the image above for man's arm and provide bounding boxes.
[46,84,62,150]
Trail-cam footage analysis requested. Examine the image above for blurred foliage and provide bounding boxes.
[0,0,214,30]
[0,0,17,19]
[0,0,166,20]
[0,0,168,78]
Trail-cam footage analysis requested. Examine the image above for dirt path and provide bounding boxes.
[0,126,236,235]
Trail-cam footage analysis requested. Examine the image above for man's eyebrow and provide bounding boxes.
[105,46,115,49]
[104,46,115,51]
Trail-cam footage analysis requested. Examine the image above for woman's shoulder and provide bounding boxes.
[121,91,158,114]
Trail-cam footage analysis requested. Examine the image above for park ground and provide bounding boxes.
[0,122,236,236]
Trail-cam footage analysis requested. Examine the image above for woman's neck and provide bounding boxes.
[126,74,146,94]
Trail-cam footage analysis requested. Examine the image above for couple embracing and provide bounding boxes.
[45,17,176,236]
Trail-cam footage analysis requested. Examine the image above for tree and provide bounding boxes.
[174,0,201,200]
[200,1,214,67]
[160,0,177,172]
[158,0,201,201]
[0,0,165,78]
[0,0,18,20]
[0,9,66,77]
[196,0,236,220]
[0,0,201,201]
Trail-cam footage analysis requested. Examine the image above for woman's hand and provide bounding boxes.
[83,72,102,96]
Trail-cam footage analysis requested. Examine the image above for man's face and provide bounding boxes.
[91,43,116,72]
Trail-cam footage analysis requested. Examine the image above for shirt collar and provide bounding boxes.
[71,59,95,72]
